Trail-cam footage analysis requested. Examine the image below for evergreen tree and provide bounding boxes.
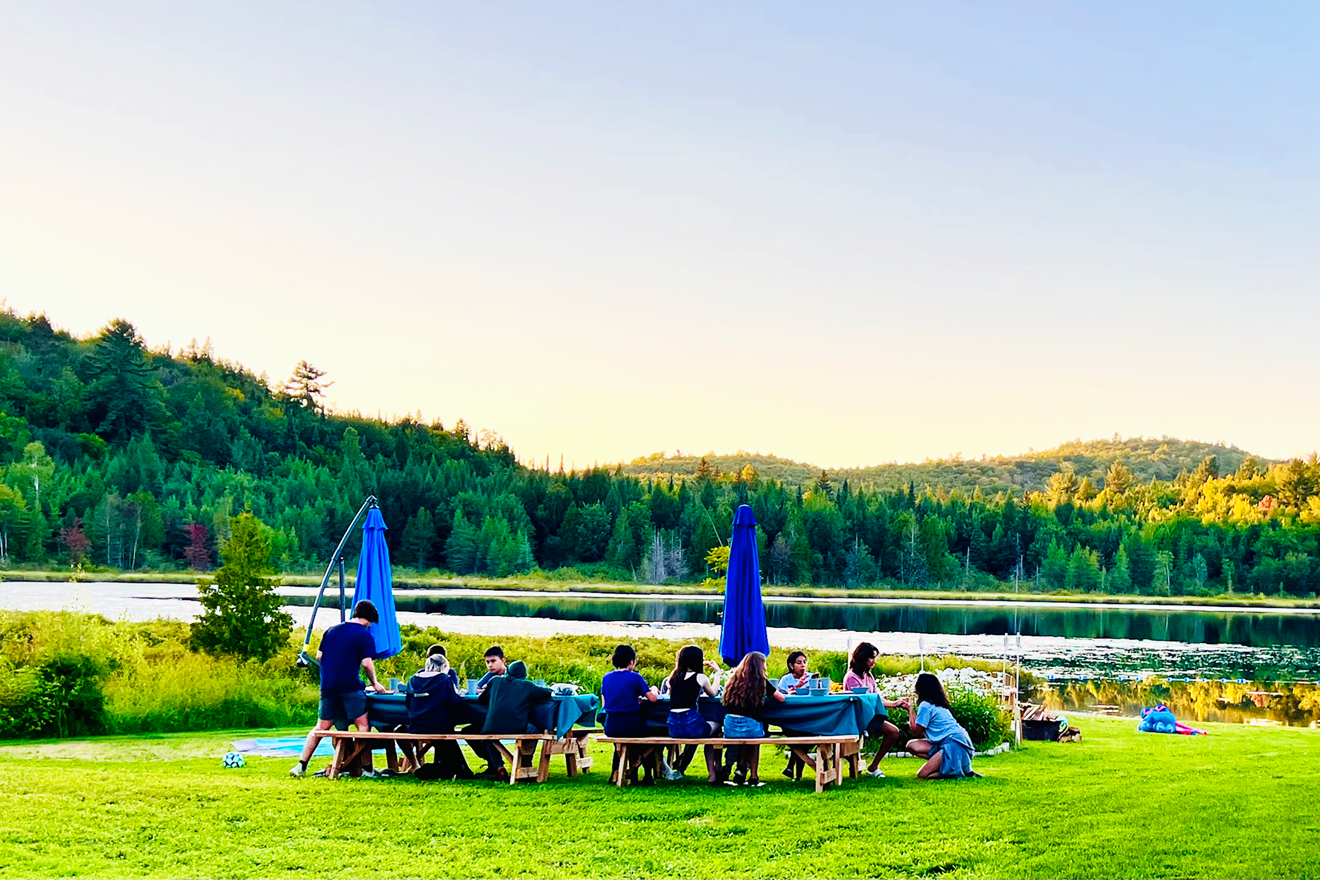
[400,507,436,569]
[1040,542,1070,591]
[1109,543,1133,593]
[85,319,165,443]
[445,511,478,573]
[191,511,292,661]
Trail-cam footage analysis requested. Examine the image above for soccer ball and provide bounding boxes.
[223,751,246,769]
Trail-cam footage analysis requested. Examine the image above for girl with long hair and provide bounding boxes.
[720,651,787,785]
[843,641,909,778]
[665,644,723,782]
[908,672,976,779]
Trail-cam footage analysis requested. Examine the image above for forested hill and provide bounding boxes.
[621,438,1264,495]
[2,307,1320,600]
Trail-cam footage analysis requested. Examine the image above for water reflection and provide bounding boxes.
[325,594,1320,649]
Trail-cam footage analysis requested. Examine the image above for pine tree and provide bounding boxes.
[1109,543,1132,593]
[191,511,292,661]
[400,507,436,569]
[1152,550,1174,597]
[445,511,478,573]
[86,319,166,443]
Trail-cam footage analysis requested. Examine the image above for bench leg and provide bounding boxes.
[615,744,628,788]
[384,740,399,773]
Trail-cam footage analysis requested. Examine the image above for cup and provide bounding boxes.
[467,679,479,696]
[535,679,547,687]
[389,678,400,692]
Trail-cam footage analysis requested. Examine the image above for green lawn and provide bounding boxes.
[1,717,1317,879]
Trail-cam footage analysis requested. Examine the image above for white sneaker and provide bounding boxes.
[867,768,886,778]
[289,762,305,778]
[665,768,684,781]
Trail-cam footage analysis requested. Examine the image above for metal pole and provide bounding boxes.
[299,495,377,656]
[338,557,346,622]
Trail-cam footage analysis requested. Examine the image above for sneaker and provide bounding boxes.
[867,768,886,778]
[665,768,684,781]
[359,769,381,779]
[288,762,305,778]
[311,768,329,778]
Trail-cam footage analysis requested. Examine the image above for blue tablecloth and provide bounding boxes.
[625,693,885,738]
[367,692,599,738]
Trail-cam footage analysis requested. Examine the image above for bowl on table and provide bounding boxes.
[851,686,867,695]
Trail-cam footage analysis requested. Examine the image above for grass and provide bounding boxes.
[0,717,1317,879]
[6,567,1318,609]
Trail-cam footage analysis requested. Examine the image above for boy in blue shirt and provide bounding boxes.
[290,600,387,778]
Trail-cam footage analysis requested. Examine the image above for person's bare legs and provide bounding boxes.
[297,719,334,766]
[917,749,944,780]
[867,721,900,771]
[907,738,933,759]
[745,744,762,784]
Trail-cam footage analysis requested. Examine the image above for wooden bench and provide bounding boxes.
[596,735,859,793]
[317,729,596,784]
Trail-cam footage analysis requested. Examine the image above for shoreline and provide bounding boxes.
[5,570,1319,614]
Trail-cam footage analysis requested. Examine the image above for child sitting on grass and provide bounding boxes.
[721,651,786,786]
[907,672,977,779]
[602,644,660,784]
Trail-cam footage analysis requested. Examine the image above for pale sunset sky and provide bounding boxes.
[1,2,1316,467]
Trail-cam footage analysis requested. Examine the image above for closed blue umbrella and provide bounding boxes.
[351,505,401,660]
[719,504,770,667]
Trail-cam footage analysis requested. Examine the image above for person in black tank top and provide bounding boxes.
[665,645,723,782]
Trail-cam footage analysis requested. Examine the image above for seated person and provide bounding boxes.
[474,660,553,778]
[466,645,513,779]
[776,651,812,779]
[907,672,976,780]
[425,643,461,689]
[405,653,472,780]
[601,644,660,783]
[475,645,508,691]
[665,645,723,783]
[843,641,909,778]
[720,651,786,786]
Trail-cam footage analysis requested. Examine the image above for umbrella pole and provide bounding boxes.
[298,495,378,660]
[338,558,346,622]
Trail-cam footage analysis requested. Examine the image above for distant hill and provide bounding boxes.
[618,437,1269,495]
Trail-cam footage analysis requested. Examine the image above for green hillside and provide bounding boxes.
[620,437,1266,494]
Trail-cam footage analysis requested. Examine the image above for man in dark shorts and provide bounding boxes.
[290,600,388,777]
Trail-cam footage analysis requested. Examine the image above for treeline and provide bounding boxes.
[2,308,1320,597]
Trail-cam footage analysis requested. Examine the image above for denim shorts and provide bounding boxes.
[723,714,765,739]
[319,689,367,722]
[667,709,708,738]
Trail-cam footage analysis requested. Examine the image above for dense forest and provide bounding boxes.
[2,308,1319,597]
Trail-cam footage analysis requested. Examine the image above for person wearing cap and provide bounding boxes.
[290,599,388,778]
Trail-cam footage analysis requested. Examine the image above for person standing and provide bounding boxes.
[290,600,388,778]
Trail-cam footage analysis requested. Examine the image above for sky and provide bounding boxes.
[1,2,1317,468]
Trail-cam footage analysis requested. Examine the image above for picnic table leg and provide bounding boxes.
[385,739,399,773]
[842,737,860,779]
[538,740,552,783]
[615,744,628,788]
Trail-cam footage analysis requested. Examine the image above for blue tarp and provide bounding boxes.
[718,504,770,667]
[352,506,401,660]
